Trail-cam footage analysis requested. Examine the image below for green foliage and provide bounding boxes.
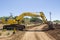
[30,17,42,23]
[0,16,15,21]
[22,17,30,23]
[0,17,9,20]
[53,20,60,23]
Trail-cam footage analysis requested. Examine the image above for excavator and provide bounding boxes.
[2,12,54,31]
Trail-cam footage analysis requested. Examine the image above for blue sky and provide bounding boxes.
[0,0,60,21]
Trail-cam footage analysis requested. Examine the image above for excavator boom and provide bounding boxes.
[16,12,47,24]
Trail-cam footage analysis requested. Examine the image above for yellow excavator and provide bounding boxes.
[2,12,54,31]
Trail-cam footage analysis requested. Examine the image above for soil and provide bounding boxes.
[46,24,60,40]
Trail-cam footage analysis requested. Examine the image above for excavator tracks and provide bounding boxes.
[3,24,25,30]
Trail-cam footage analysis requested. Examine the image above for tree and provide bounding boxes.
[30,17,42,23]
[53,20,60,23]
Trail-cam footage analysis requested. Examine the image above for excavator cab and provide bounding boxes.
[3,16,25,31]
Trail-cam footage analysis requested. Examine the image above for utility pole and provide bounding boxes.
[50,12,51,21]
[10,12,13,18]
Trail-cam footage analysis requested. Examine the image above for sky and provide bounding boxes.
[0,0,60,21]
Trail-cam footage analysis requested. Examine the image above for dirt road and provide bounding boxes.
[0,24,56,40]
[21,24,56,40]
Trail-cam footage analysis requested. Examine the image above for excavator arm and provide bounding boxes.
[1,12,47,25]
[39,12,47,23]
[16,12,47,24]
